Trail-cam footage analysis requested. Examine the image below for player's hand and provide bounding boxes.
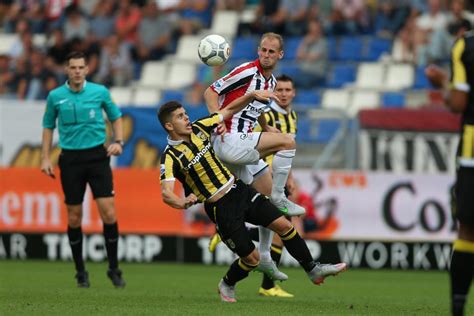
[41,159,55,179]
[425,64,448,89]
[253,90,280,104]
[183,194,198,208]
[107,143,123,156]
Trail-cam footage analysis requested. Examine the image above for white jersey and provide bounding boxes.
[210,59,276,133]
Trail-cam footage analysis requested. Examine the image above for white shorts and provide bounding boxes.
[212,132,262,165]
[212,132,268,185]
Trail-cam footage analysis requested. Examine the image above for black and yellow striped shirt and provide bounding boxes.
[255,102,298,166]
[160,113,234,202]
[450,33,474,166]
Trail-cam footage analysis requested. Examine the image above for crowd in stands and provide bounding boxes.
[0,0,473,103]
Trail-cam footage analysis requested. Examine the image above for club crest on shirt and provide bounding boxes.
[196,131,207,141]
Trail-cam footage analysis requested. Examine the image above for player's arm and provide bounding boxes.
[258,113,280,133]
[161,181,198,209]
[218,90,279,121]
[204,87,220,113]
[41,95,57,178]
[425,39,468,113]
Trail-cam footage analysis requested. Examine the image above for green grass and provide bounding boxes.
[0,261,473,315]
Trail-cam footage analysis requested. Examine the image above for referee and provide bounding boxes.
[41,51,125,288]
[157,95,346,303]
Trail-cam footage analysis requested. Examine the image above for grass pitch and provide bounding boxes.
[1,260,473,315]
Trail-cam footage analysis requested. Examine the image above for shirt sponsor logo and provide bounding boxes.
[184,142,211,170]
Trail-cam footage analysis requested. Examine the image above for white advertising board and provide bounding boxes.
[292,170,456,241]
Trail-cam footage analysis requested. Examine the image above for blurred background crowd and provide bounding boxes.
[0,0,472,105]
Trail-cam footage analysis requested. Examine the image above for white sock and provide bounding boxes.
[258,226,273,262]
[271,149,295,202]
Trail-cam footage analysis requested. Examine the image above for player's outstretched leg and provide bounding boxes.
[218,258,258,303]
[256,227,288,281]
[270,149,305,216]
[269,218,347,285]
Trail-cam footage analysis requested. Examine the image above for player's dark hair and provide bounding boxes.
[158,101,183,132]
[276,74,294,85]
[260,32,284,51]
[66,51,88,65]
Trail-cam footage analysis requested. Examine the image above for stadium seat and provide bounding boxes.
[166,62,196,89]
[208,11,239,39]
[365,37,392,61]
[326,64,356,88]
[282,37,302,60]
[293,90,321,109]
[275,62,300,78]
[0,34,16,54]
[337,37,363,61]
[174,35,202,63]
[382,92,405,108]
[327,37,338,61]
[161,90,185,103]
[405,90,428,108]
[355,63,385,89]
[110,87,133,106]
[321,89,350,111]
[385,63,414,90]
[413,67,432,89]
[296,118,340,144]
[132,88,161,107]
[295,118,318,143]
[316,120,342,143]
[139,61,167,88]
[348,90,380,117]
[230,36,258,60]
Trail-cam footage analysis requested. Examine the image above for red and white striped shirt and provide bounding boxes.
[210,59,276,133]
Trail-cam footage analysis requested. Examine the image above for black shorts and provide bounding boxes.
[204,179,283,257]
[58,145,114,205]
[454,166,474,225]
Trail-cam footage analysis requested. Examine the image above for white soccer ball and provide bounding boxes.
[198,34,231,66]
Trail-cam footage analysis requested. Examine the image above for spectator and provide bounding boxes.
[45,0,75,31]
[329,0,369,35]
[246,0,285,35]
[46,28,68,82]
[115,0,142,46]
[8,18,33,59]
[215,0,246,11]
[3,0,45,33]
[20,50,58,100]
[375,0,410,38]
[176,0,212,35]
[95,35,133,87]
[132,0,172,63]
[89,0,117,44]
[0,54,15,98]
[63,4,90,42]
[294,19,327,89]
[279,0,310,36]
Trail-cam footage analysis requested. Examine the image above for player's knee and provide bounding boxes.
[101,208,117,224]
[268,216,293,236]
[67,210,82,227]
[242,249,260,266]
[281,135,296,150]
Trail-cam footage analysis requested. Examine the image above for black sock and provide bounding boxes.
[450,249,474,316]
[224,258,257,286]
[261,244,283,289]
[103,222,119,270]
[279,226,315,272]
[67,226,85,272]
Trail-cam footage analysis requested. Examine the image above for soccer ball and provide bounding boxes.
[198,34,231,66]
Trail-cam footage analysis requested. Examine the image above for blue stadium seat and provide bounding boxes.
[413,67,432,89]
[230,37,258,60]
[275,62,301,78]
[296,118,340,144]
[327,37,338,61]
[282,37,303,60]
[326,64,356,88]
[337,37,363,61]
[365,37,392,61]
[293,90,321,109]
[161,90,185,103]
[382,92,405,108]
[185,105,209,120]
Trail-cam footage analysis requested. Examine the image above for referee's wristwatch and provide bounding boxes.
[115,140,125,147]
